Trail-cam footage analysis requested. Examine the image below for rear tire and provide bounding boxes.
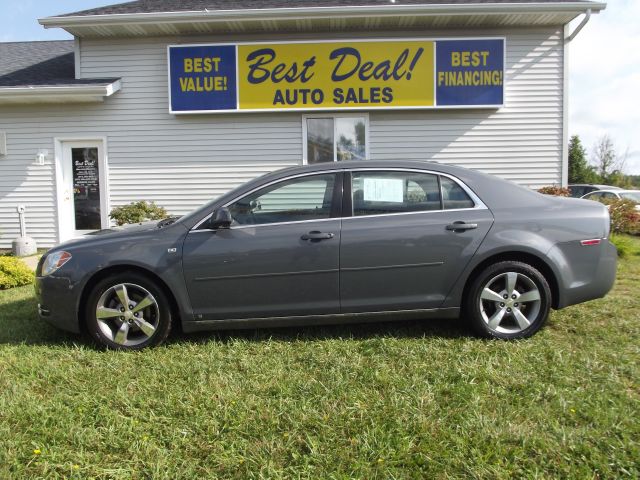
[85,272,172,350]
[465,261,551,340]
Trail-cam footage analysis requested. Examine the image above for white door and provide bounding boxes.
[58,141,108,242]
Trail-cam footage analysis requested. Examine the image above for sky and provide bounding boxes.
[568,0,640,174]
[1,0,639,173]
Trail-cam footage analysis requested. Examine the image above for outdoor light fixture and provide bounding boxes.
[35,149,48,165]
[0,132,6,155]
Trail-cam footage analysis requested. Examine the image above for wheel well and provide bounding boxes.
[462,252,560,310]
[78,265,182,332]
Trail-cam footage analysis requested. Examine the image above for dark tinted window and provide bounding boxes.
[351,171,441,216]
[228,174,336,226]
[569,186,587,198]
[441,176,475,210]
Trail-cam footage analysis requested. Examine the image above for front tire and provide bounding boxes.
[85,272,172,350]
[465,261,551,339]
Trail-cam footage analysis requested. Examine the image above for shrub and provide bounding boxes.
[537,186,571,197]
[0,257,34,290]
[603,198,640,235]
[109,201,168,226]
[609,234,639,258]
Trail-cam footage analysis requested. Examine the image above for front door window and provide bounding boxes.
[72,147,102,230]
[227,174,337,226]
[59,141,107,241]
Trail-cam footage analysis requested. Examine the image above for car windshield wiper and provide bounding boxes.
[157,216,181,228]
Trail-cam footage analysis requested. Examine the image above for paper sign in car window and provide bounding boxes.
[363,178,404,203]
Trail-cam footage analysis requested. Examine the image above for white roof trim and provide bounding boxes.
[0,79,121,104]
[39,2,606,28]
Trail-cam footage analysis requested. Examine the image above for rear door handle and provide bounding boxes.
[446,222,478,231]
[301,231,335,241]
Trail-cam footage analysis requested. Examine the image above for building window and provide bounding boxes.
[303,114,369,164]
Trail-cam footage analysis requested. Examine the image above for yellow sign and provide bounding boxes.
[238,41,434,110]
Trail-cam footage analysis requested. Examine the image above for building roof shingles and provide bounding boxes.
[0,41,118,88]
[58,0,600,17]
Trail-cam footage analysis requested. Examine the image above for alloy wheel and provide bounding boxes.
[478,271,542,335]
[95,283,160,347]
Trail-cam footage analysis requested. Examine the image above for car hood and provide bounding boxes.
[87,221,160,236]
[53,221,166,250]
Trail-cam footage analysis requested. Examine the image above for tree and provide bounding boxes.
[592,135,628,186]
[627,175,640,188]
[568,135,597,183]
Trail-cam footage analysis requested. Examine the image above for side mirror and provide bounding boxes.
[209,207,232,229]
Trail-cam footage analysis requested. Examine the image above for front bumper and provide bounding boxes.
[34,275,81,334]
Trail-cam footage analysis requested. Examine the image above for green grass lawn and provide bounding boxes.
[1,240,639,479]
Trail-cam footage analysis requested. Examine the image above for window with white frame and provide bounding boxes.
[303,115,369,164]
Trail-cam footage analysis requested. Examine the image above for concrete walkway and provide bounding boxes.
[20,255,41,271]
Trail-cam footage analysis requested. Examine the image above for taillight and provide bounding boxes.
[580,239,602,246]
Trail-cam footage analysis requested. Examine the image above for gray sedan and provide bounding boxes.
[35,160,617,350]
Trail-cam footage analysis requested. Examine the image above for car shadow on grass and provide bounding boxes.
[0,297,78,346]
[179,316,473,346]
[0,295,472,347]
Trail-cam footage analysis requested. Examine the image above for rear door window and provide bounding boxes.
[440,176,475,210]
[351,171,442,216]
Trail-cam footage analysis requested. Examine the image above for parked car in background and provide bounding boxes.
[35,160,617,350]
[568,184,622,198]
[581,190,640,210]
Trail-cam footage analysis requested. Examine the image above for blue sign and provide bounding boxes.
[169,45,237,112]
[436,39,504,106]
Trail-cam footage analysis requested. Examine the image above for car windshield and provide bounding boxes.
[620,192,640,202]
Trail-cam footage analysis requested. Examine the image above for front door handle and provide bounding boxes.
[446,222,478,232]
[301,231,335,241]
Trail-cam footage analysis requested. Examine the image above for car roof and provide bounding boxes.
[275,159,455,175]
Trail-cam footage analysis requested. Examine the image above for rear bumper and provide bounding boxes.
[553,239,617,309]
[34,275,81,334]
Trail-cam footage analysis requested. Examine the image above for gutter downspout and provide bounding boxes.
[562,23,570,187]
[566,9,591,42]
[562,8,592,185]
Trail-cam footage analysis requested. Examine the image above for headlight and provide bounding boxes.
[42,251,73,276]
